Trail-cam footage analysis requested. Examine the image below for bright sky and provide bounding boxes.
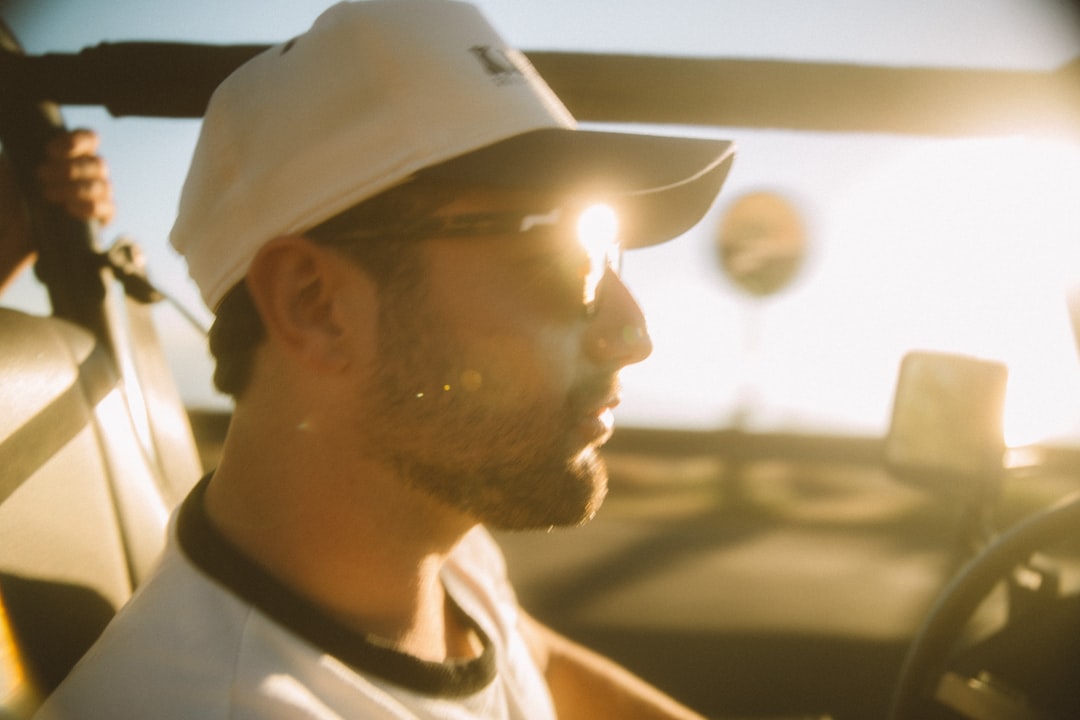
[5,0,1080,444]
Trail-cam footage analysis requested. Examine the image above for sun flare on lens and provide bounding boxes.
[577,203,619,249]
[577,204,619,304]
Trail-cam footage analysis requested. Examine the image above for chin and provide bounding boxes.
[572,447,609,517]
[481,449,610,532]
[545,447,611,528]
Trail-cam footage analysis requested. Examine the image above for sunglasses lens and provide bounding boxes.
[576,204,621,314]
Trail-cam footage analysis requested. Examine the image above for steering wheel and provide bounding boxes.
[887,490,1080,720]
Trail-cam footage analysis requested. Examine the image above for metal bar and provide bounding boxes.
[1,42,1077,136]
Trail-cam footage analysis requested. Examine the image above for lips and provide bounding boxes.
[569,374,621,444]
[577,395,619,445]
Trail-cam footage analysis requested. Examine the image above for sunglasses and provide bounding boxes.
[318,203,623,318]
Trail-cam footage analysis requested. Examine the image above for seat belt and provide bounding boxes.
[100,237,205,507]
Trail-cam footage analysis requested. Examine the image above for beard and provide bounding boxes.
[356,277,612,531]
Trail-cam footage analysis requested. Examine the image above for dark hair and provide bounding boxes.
[208,181,456,398]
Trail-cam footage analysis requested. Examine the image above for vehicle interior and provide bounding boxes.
[1,2,1079,719]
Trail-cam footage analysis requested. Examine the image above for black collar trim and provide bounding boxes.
[176,475,497,698]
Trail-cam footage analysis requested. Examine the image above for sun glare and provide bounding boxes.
[619,132,1080,444]
[577,203,620,305]
[576,203,619,250]
[832,135,1080,446]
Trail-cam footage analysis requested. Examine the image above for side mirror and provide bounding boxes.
[884,350,1008,503]
[714,191,807,298]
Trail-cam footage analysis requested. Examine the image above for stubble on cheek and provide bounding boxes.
[361,266,610,528]
[365,341,611,529]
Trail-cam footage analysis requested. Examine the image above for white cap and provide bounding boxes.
[170,0,735,310]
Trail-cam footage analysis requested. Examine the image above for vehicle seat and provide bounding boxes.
[0,307,197,715]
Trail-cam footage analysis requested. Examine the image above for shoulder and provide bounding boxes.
[34,539,249,719]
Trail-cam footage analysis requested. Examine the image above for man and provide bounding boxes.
[36,1,734,718]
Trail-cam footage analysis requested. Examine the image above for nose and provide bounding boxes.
[583,269,653,368]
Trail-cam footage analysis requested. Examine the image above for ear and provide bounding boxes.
[245,236,365,374]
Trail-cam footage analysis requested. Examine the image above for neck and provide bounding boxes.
[204,401,479,662]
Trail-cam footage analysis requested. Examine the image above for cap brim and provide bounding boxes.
[416,128,735,248]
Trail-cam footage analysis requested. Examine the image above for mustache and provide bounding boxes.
[567,374,621,416]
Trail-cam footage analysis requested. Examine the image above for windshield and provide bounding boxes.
[3,0,1080,446]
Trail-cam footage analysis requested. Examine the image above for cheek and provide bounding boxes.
[422,250,585,401]
[448,320,581,407]
[337,275,383,375]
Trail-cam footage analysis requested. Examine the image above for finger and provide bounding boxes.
[43,128,101,160]
[40,174,113,204]
[40,178,115,225]
[38,154,110,184]
[61,195,115,225]
[66,197,116,225]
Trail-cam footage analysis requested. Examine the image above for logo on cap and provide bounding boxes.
[469,46,528,85]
